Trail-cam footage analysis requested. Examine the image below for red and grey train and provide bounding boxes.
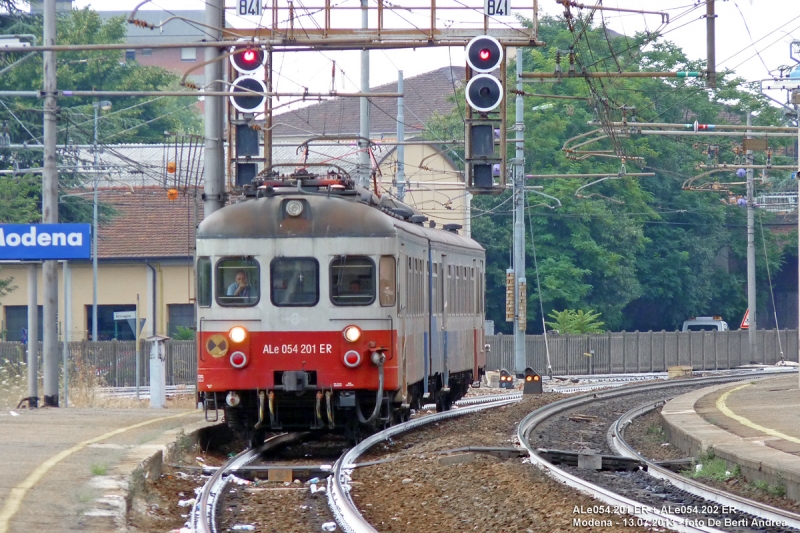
[196,171,487,442]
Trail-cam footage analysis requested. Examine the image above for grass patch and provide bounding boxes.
[645,423,667,441]
[90,463,108,476]
[684,451,740,482]
[751,478,787,497]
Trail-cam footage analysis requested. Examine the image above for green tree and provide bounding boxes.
[429,15,790,333]
[546,309,605,334]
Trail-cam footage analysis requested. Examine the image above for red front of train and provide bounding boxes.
[195,179,486,443]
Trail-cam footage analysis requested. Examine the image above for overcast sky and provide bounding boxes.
[72,0,800,109]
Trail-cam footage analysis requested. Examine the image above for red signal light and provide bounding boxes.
[243,50,256,63]
[479,49,491,61]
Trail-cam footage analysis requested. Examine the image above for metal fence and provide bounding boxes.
[0,340,196,387]
[2,329,794,386]
[486,329,797,375]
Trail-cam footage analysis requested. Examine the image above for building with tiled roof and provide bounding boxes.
[1,187,201,342]
[272,66,466,139]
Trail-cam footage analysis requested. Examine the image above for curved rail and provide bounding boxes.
[328,393,522,533]
[609,401,800,530]
[194,433,304,533]
[516,372,785,533]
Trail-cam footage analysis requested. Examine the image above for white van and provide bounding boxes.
[681,316,729,332]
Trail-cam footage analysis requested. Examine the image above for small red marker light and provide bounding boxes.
[479,49,491,61]
[244,50,256,62]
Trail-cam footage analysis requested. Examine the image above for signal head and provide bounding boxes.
[230,45,265,74]
[466,35,503,73]
[465,74,503,113]
[230,76,267,113]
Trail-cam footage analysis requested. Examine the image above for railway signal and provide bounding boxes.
[230,76,267,113]
[464,35,505,192]
[230,45,265,74]
[523,367,542,395]
[229,44,267,113]
[499,368,514,389]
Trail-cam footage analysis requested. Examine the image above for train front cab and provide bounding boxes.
[196,237,405,440]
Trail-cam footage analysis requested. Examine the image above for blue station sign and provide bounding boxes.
[0,223,92,260]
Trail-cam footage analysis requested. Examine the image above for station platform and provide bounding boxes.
[0,407,214,533]
[662,371,800,501]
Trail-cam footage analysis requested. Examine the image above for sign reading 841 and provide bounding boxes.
[484,0,509,16]
[238,0,262,16]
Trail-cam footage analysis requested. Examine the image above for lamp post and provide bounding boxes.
[92,100,111,341]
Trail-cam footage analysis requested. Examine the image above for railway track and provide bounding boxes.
[189,391,521,533]
[518,369,799,533]
[611,400,800,530]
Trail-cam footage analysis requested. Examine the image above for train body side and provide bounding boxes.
[195,191,485,435]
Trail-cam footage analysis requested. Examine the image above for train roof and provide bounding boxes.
[197,191,484,252]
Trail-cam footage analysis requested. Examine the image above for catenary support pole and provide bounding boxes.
[204,0,225,217]
[396,70,405,201]
[358,0,370,188]
[514,47,526,376]
[42,0,59,406]
[62,261,70,406]
[27,264,38,407]
[746,113,757,360]
[706,0,716,89]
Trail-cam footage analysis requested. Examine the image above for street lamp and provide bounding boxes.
[92,100,111,341]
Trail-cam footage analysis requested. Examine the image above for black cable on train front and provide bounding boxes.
[356,352,386,425]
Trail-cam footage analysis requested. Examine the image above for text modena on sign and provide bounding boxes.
[0,223,92,260]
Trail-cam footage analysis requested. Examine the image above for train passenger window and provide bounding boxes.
[216,258,260,306]
[330,256,374,306]
[197,257,211,307]
[271,258,319,306]
[379,256,396,307]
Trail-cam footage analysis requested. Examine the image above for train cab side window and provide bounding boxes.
[379,256,396,307]
[271,258,319,306]
[330,255,375,306]
[216,258,260,307]
[197,257,211,307]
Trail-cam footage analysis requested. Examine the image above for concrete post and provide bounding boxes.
[148,335,169,408]
[746,112,757,361]
[204,0,225,217]
[513,47,526,376]
[396,70,405,201]
[358,0,370,188]
[27,264,38,407]
[42,0,59,406]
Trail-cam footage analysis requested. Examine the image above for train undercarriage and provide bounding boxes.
[201,370,478,444]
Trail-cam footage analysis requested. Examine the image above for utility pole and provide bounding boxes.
[27,264,38,407]
[514,47,527,376]
[706,0,716,88]
[794,90,800,390]
[396,70,405,201]
[42,0,59,407]
[204,0,225,217]
[358,0,371,189]
[746,112,757,360]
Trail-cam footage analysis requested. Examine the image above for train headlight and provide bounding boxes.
[286,199,304,217]
[342,325,361,343]
[229,326,248,343]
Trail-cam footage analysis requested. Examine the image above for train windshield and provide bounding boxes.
[271,258,319,306]
[216,258,260,306]
[330,256,375,306]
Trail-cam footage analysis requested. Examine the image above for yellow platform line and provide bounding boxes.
[716,383,800,445]
[0,411,194,533]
